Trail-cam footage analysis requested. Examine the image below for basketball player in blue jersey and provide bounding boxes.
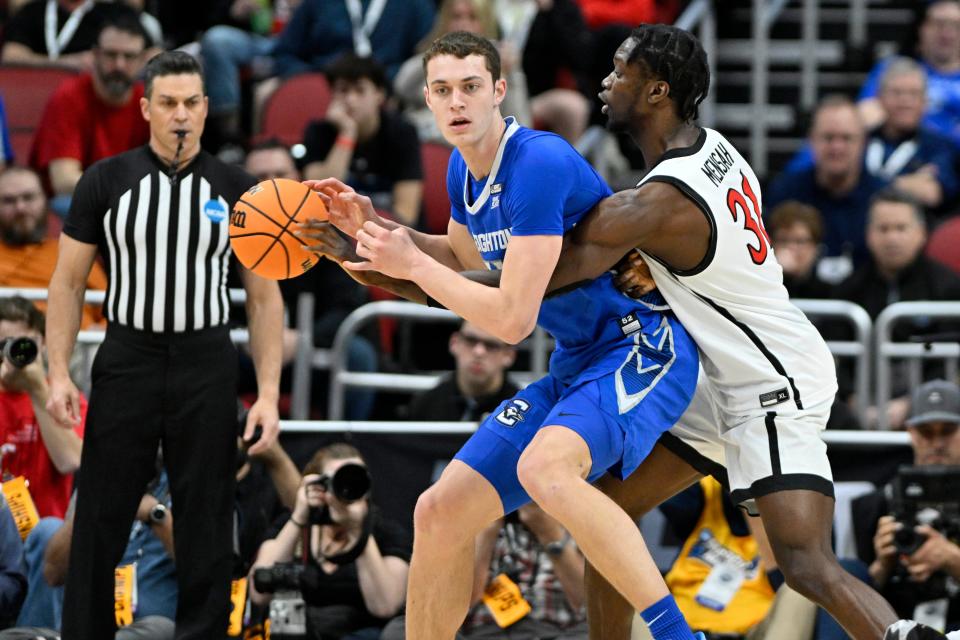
[300,31,705,640]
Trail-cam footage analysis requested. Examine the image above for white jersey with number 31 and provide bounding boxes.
[637,128,837,419]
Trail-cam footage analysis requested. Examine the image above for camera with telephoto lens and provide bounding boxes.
[308,463,371,504]
[0,336,38,368]
[252,561,320,594]
[307,463,372,525]
[888,465,960,600]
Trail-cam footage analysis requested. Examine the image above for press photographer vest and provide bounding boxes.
[665,478,775,634]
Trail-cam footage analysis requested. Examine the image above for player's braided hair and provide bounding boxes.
[626,24,709,123]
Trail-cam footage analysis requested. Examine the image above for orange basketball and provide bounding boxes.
[230,178,327,280]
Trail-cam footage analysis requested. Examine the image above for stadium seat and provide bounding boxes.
[927,216,960,276]
[420,142,453,234]
[259,72,331,147]
[0,64,79,164]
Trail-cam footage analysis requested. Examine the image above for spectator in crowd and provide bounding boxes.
[30,8,150,217]
[234,403,302,575]
[575,0,681,30]
[465,503,587,639]
[768,201,833,300]
[865,57,960,212]
[859,0,960,147]
[270,0,434,80]
[765,95,888,279]
[7,469,176,637]
[374,501,589,640]
[199,0,301,151]
[394,0,533,144]
[498,0,594,145]
[407,321,518,422]
[244,140,377,422]
[0,298,82,519]
[834,188,960,428]
[1,1,161,69]
[249,442,411,639]
[851,379,960,634]
[0,495,26,628]
[659,477,816,640]
[0,167,106,328]
[301,54,423,226]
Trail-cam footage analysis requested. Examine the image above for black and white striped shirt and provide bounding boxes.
[64,146,255,333]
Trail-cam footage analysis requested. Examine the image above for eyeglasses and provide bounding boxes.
[456,332,508,352]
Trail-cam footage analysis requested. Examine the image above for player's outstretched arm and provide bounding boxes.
[549,183,706,291]
[306,178,463,271]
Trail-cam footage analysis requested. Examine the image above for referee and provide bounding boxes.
[46,51,283,639]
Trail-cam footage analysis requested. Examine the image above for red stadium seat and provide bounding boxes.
[420,142,453,234]
[259,73,331,147]
[927,216,960,276]
[0,64,79,164]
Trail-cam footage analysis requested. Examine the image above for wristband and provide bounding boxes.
[335,135,356,150]
[290,515,307,527]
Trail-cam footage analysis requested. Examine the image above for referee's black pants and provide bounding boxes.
[62,324,238,640]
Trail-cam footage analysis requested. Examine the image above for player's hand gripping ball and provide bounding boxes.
[230,178,327,279]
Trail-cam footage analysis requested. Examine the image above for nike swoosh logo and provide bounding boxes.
[645,609,667,627]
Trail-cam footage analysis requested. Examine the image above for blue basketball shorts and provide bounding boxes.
[454,314,699,514]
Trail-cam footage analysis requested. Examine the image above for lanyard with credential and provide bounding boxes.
[345,0,388,58]
[865,137,919,180]
[44,0,95,60]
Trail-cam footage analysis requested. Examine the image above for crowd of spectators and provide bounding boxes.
[0,0,959,637]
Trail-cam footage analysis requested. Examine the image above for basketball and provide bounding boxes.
[229,178,326,280]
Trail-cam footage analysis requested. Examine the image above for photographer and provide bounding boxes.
[0,297,83,518]
[852,379,960,632]
[249,443,410,639]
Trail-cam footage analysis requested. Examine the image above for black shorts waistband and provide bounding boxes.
[105,321,232,346]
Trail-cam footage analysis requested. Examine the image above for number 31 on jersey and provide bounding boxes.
[726,172,770,265]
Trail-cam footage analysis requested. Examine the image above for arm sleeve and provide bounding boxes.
[390,117,422,181]
[270,0,314,77]
[300,120,337,168]
[372,515,412,562]
[503,139,574,236]
[62,163,104,244]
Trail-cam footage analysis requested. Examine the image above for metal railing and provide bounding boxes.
[794,299,872,418]
[676,0,717,128]
[875,301,960,429]
[326,301,553,420]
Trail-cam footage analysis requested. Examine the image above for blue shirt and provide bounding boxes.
[448,119,670,384]
[860,57,960,148]
[272,0,434,79]
[0,97,13,164]
[120,473,177,620]
[764,166,889,266]
[0,496,26,621]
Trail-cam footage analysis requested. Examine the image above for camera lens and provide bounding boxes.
[0,337,38,368]
[332,463,371,503]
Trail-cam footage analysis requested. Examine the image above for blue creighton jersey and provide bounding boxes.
[448,118,672,384]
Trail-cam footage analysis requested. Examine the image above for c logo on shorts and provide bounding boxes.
[496,399,531,428]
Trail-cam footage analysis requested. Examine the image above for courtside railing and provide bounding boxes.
[794,299,872,419]
[875,301,960,429]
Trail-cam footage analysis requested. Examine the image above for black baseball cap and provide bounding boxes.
[905,379,960,427]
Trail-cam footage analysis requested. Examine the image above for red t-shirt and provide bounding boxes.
[0,390,86,518]
[30,73,149,173]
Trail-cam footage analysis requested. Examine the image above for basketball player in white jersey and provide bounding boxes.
[539,24,956,640]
